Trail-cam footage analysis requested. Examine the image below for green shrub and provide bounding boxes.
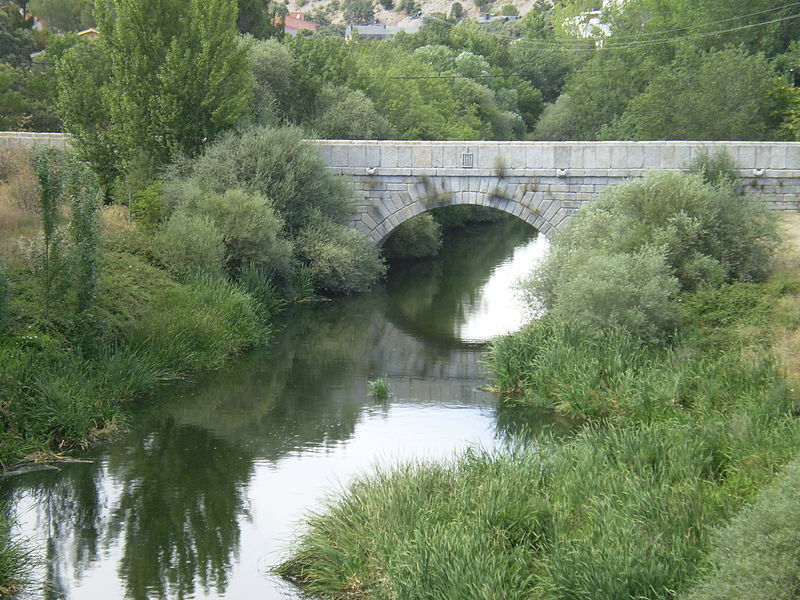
[129,181,167,230]
[309,84,396,140]
[69,185,101,313]
[154,213,226,281]
[188,126,353,234]
[684,456,800,600]
[297,221,386,295]
[689,147,740,190]
[383,213,443,260]
[529,172,778,314]
[544,248,681,343]
[171,183,294,278]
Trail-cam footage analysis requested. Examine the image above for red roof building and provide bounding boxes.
[275,12,319,35]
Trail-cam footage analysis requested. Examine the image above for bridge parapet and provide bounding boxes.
[315,140,800,244]
[2,135,799,244]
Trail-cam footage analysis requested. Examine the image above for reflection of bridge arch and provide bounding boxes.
[314,140,800,245]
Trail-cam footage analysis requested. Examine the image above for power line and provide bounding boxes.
[564,0,800,41]
[424,8,800,52]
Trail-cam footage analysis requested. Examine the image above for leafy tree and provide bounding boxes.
[57,40,119,191]
[98,0,253,164]
[343,0,374,24]
[0,7,35,62]
[500,4,517,16]
[0,63,26,129]
[247,36,294,125]
[605,47,778,140]
[450,2,464,20]
[309,84,396,139]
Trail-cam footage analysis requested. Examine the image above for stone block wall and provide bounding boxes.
[315,141,800,243]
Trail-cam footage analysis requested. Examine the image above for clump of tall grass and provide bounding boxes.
[125,275,266,376]
[0,508,34,597]
[368,377,390,400]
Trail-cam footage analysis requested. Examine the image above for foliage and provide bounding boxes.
[544,248,681,343]
[689,147,740,189]
[0,506,33,597]
[297,220,386,295]
[309,84,396,140]
[56,40,119,192]
[31,148,65,310]
[450,2,464,20]
[528,172,778,319]
[154,213,226,281]
[237,0,284,38]
[129,182,166,231]
[58,0,253,189]
[368,376,389,400]
[0,8,35,63]
[343,0,374,24]
[684,456,800,600]
[278,393,800,599]
[188,126,352,235]
[247,37,295,126]
[67,169,101,312]
[383,212,443,260]
[605,48,778,141]
[170,184,294,278]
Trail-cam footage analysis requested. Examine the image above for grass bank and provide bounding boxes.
[277,171,800,599]
[0,147,272,593]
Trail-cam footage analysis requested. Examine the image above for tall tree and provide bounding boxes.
[58,0,252,189]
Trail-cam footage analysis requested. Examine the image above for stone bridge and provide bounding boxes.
[315,140,800,244]
[3,133,800,245]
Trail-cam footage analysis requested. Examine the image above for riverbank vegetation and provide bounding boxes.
[277,164,800,599]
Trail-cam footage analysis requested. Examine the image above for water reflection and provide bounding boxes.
[3,217,553,600]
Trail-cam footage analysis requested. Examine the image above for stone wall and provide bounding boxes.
[315,141,800,243]
[0,132,70,151]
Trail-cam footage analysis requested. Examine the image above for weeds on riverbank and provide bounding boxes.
[0,148,270,469]
[277,171,800,599]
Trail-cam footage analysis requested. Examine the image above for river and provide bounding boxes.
[2,217,555,600]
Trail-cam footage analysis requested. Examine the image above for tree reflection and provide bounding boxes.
[107,417,253,600]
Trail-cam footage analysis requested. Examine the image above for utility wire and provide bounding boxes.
[424,8,800,51]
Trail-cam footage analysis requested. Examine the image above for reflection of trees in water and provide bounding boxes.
[386,218,535,344]
[8,464,107,600]
[106,418,253,600]
[4,418,254,600]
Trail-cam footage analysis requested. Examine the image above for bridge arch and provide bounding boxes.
[355,176,567,246]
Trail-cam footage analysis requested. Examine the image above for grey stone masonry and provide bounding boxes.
[0,131,70,151]
[315,140,800,245]
[3,135,799,245]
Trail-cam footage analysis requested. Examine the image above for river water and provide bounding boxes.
[2,218,554,600]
